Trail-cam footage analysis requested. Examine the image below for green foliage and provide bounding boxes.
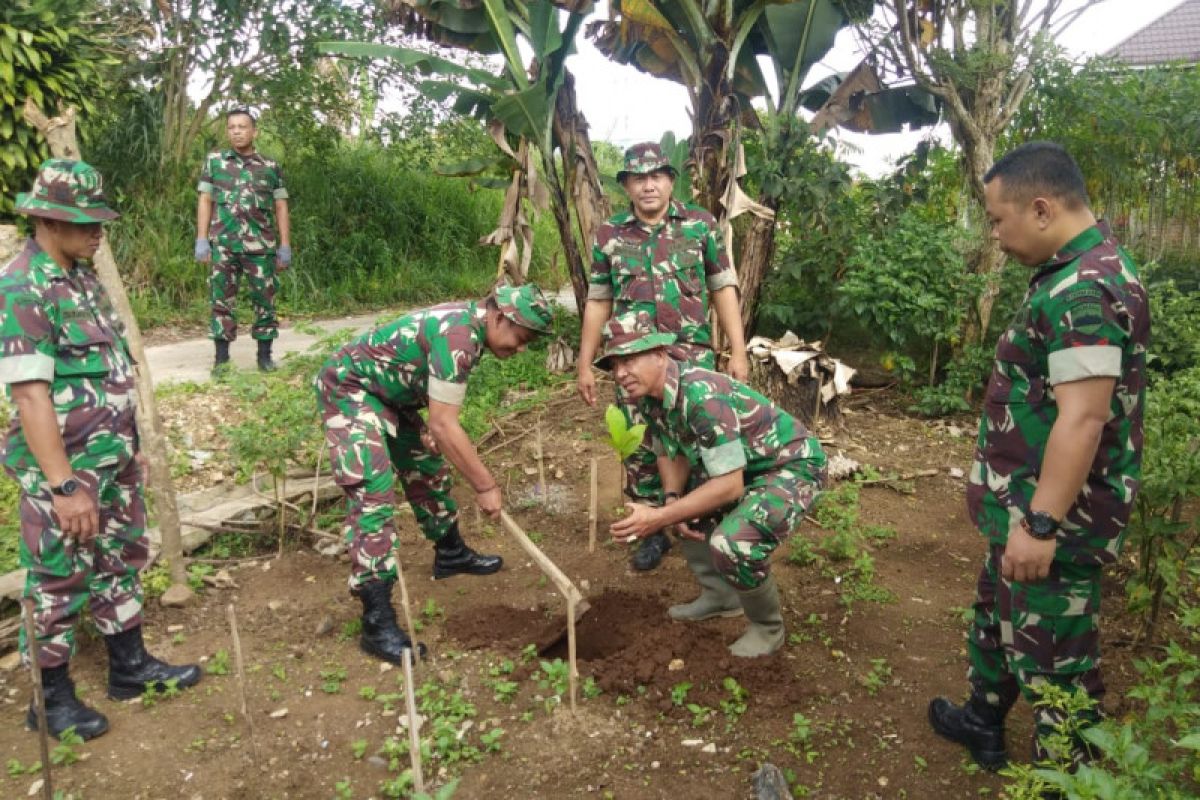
[0,398,19,573]
[0,0,115,219]
[206,649,231,676]
[50,726,84,765]
[719,677,749,723]
[459,326,571,439]
[141,678,182,708]
[604,404,646,461]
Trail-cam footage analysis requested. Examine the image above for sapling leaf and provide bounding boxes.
[605,404,646,460]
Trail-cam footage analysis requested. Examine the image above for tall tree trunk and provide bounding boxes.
[552,69,610,314]
[736,195,782,336]
[691,48,733,217]
[957,132,1007,346]
[23,101,194,605]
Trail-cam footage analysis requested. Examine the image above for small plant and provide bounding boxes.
[534,659,571,697]
[50,726,84,766]
[351,739,369,759]
[421,598,444,623]
[861,658,892,696]
[604,404,646,462]
[141,677,182,708]
[272,664,287,682]
[487,658,515,677]
[339,619,363,642]
[519,643,538,664]
[720,677,750,725]
[479,727,505,753]
[670,681,692,707]
[6,757,40,776]
[582,677,602,700]
[207,649,231,676]
[489,679,519,704]
[687,703,713,727]
[359,685,378,701]
[334,778,354,799]
[320,665,348,694]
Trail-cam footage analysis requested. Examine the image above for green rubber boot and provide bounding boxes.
[729,576,785,657]
[669,539,743,622]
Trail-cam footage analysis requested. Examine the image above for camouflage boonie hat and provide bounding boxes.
[616,142,677,183]
[494,283,554,333]
[594,312,676,371]
[14,159,120,223]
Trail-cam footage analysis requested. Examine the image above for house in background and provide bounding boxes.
[1105,0,1200,66]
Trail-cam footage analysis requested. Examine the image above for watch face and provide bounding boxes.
[1028,513,1058,538]
[55,478,79,496]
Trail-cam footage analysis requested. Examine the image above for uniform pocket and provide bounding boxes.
[55,320,111,379]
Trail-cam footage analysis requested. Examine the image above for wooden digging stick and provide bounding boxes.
[401,648,425,794]
[499,511,586,712]
[226,604,260,761]
[393,552,419,669]
[21,599,53,800]
[588,457,598,553]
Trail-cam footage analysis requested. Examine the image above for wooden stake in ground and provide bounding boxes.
[393,552,419,668]
[588,456,598,553]
[21,600,53,800]
[401,648,425,794]
[23,100,192,605]
[500,511,586,712]
[535,416,546,497]
[226,604,259,761]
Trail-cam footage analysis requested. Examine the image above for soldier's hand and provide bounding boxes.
[610,502,661,543]
[1001,521,1056,583]
[476,485,502,519]
[420,429,440,455]
[726,351,750,383]
[577,366,597,407]
[195,238,211,263]
[674,520,705,542]
[52,491,100,543]
[276,245,292,273]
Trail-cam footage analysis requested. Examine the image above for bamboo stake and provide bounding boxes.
[535,416,546,497]
[401,648,425,794]
[21,600,53,800]
[499,511,584,713]
[393,553,419,671]
[588,457,598,553]
[226,604,259,761]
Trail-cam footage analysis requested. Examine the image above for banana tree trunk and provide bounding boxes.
[552,69,610,314]
[23,101,193,605]
[736,194,782,336]
[691,48,734,217]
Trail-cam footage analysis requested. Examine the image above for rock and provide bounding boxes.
[752,762,794,800]
[314,615,334,637]
[167,624,185,633]
[379,662,394,673]
[160,583,196,608]
[701,743,717,754]
[201,569,237,590]
[0,651,21,671]
[367,755,388,770]
[948,467,965,479]
[667,658,684,672]
[269,708,289,719]
[268,600,284,612]
[947,424,965,438]
[681,739,704,747]
[28,778,44,797]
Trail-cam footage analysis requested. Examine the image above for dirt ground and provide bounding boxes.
[0,384,1147,800]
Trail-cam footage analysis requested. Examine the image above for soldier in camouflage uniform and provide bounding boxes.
[1,161,201,741]
[315,284,554,663]
[195,108,291,374]
[599,314,826,657]
[577,141,750,571]
[929,142,1150,770]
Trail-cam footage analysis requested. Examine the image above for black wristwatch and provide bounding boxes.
[1023,510,1060,541]
[50,477,80,497]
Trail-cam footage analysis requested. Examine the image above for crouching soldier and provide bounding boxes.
[1,160,201,740]
[601,315,826,656]
[315,284,554,663]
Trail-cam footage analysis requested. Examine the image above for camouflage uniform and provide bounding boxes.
[0,162,145,669]
[198,149,287,342]
[315,286,553,590]
[964,221,1150,759]
[590,143,738,504]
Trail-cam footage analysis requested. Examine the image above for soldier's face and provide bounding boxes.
[49,220,104,261]
[486,314,537,359]
[612,350,666,399]
[622,171,674,219]
[226,114,257,151]
[984,177,1051,267]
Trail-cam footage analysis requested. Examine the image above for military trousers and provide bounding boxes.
[693,461,822,589]
[967,542,1105,761]
[16,457,147,668]
[316,382,457,591]
[209,248,278,342]
[617,346,716,505]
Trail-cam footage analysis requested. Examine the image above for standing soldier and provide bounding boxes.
[315,284,554,663]
[577,141,750,572]
[599,314,825,656]
[195,107,291,375]
[0,160,201,741]
[928,142,1151,770]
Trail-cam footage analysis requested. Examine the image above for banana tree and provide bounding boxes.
[322,0,609,311]
[587,0,938,331]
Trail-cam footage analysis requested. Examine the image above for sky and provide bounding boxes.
[568,0,1188,175]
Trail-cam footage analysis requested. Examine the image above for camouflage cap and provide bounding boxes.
[14,159,120,223]
[616,142,677,183]
[494,283,554,334]
[594,312,676,371]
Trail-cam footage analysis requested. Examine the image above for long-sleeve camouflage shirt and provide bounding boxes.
[0,239,138,487]
[588,199,737,358]
[198,149,288,254]
[317,301,487,426]
[642,360,826,484]
[967,222,1151,565]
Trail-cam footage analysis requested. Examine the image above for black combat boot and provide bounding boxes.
[105,625,202,700]
[26,663,109,741]
[631,530,671,571]
[432,524,503,579]
[357,579,427,663]
[928,693,1010,770]
[212,338,231,378]
[256,338,277,372]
